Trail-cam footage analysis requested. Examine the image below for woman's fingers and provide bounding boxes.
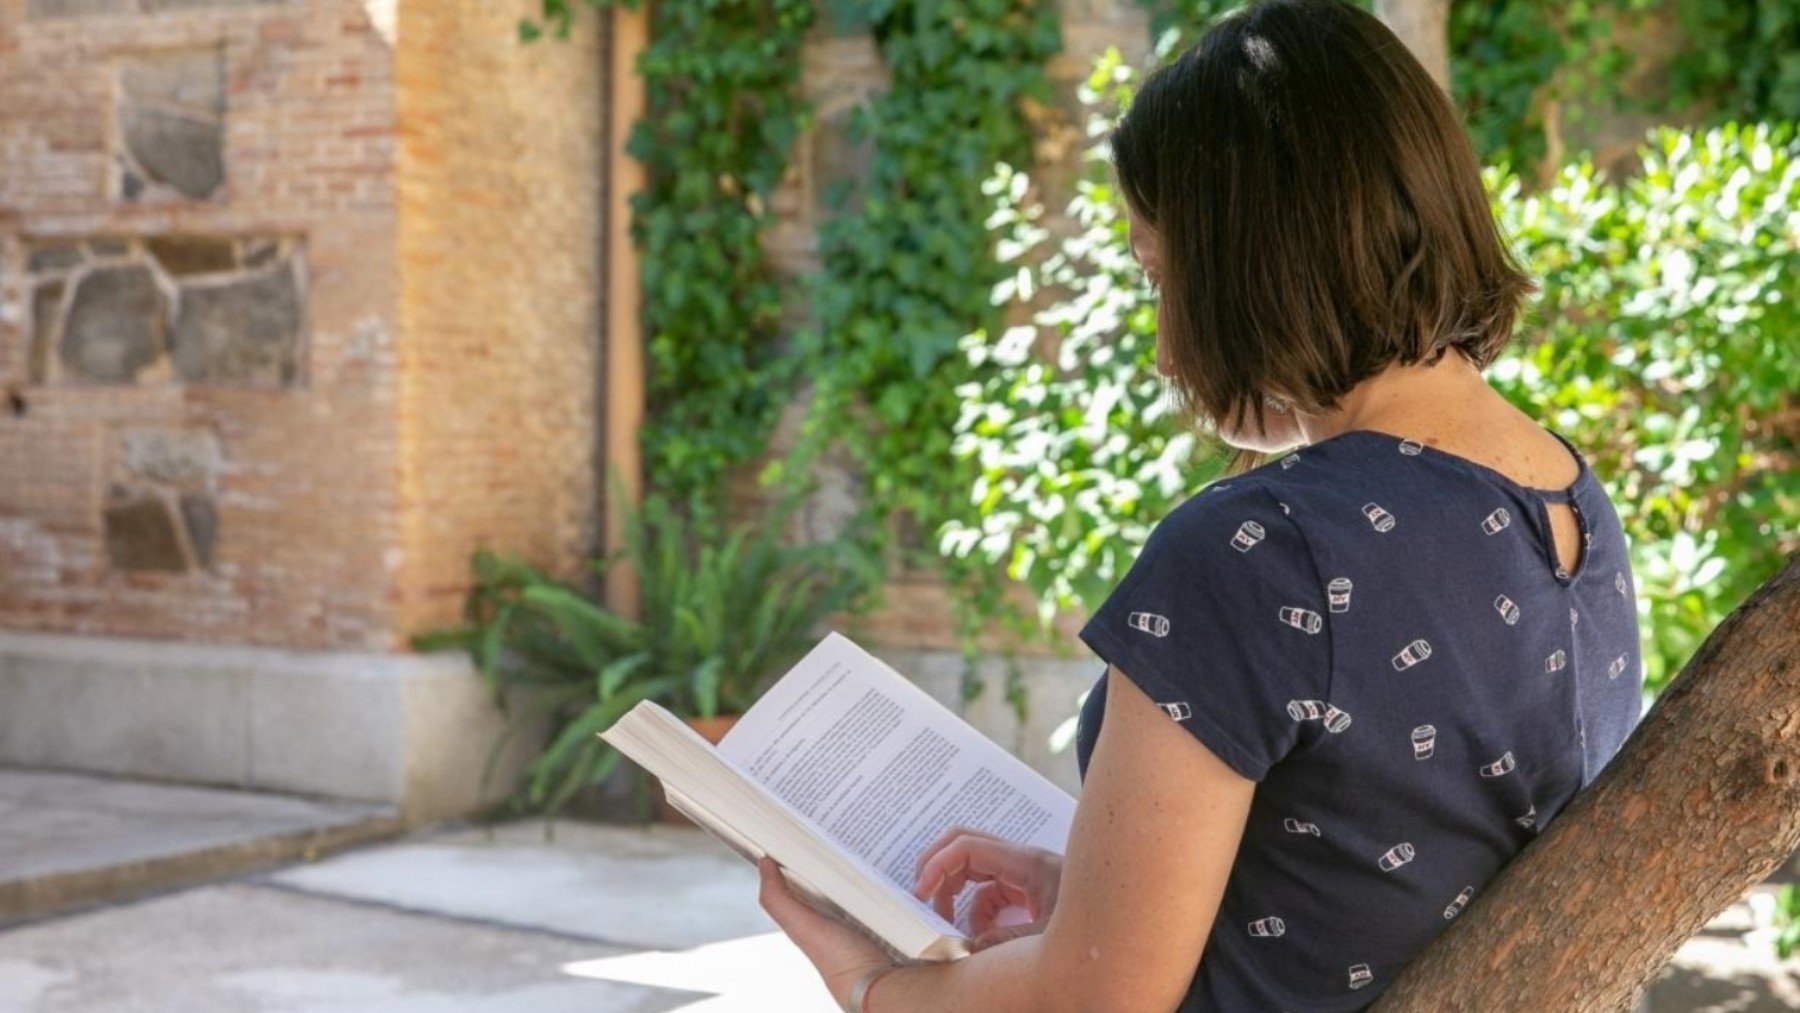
[912,835,1050,925]
[968,878,1036,938]
[911,824,1002,885]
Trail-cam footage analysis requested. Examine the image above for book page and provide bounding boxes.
[717,631,1076,931]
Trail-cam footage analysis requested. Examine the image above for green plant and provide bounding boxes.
[950,50,1797,708]
[1750,881,1800,959]
[765,0,1065,717]
[521,0,817,525]
[413,469,883,819]
[1490,121,1800,692]
[941,48,1221,623]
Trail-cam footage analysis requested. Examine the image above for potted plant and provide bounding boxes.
[414,468,882,823]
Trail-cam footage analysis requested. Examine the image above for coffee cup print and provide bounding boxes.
[1546,649,1567,673]
[1287,699,1326,721]
[1321,704,1352,733]
[1398,438,1424,456]
[1481,507,1511,535]
[1348,964,1374,989]
[1283,817,1322,836]
[1444,886,1474,919]
[1157,700,1193,721]
[1478,750,1516,778]
[1391,638,1432,671]
[1515,803,1537,829]
[1280,453,1301,470]
[1411,724,1436,759]
[1248,916,1285,938]
[1127,611,1170,637]
[1608,654,1628,680]
[1377,842,1415,872]
[1616,571,1628,597]
[1362,502,1396,532]
[1494,593,1520,625]
[1570,606,1579,628]
[1279,605,1323,634]
[1231,520,1266,553]
[1327,577,1353,613]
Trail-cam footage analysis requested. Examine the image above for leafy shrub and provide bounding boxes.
[414,471,882,818]
[945,49,1798,702]
[1492,121,1800,689]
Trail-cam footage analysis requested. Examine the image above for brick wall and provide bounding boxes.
[0,0,605,650]
[390,0,604,638]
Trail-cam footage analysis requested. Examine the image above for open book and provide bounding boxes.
[598,630,1078,963]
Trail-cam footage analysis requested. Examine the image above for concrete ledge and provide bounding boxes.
[0,768,402,926]
[0,632,543,823]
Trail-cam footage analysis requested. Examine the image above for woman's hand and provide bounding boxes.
[757,856,895,1009]
[911,826,1063,951]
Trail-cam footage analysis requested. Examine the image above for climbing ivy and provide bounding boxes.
[1137,1,1800,177]
[768,0,1064,714]
[521,0,817,524]
[1667,0,1800,123]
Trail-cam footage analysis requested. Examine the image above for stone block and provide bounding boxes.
[26,244,81,272]
[60,265,165,384]
[147,236,236,276]
[0,644,251,785]
[121,428,220,488]
[118,49,225,200]
[87,237,132,258]
[29,282,64,384]
[120,51,223,113]
[249,664,405,802]
[103,493,188,572]
[0,633,545,824]
[171,263,303,386]
[178,493,218,567]
[238,238,280,269]
[120,106,225,200]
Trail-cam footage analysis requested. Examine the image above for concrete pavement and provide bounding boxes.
[0,770,1795,1010]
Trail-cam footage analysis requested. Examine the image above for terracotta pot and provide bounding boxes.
[655,713,741,826]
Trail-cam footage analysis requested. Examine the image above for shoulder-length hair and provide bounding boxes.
[1109,0,1537,473]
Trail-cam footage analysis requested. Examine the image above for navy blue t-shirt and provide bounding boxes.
[1074,427,1644,1011]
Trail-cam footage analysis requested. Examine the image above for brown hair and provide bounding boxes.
[1110,0,1537,473]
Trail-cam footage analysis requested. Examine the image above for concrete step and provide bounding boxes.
[0,767,401,926]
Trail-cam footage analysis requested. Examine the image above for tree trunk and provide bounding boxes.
[1374,554,1800,1011]
[1373,0,1451,94]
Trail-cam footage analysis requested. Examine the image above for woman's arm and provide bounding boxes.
[761,663,1257,1013]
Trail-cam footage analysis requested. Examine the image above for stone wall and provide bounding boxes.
[0,0,402,649]
[0,0,604,651]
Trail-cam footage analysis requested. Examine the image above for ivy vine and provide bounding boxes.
[522,0,817,525]
[769,0,1065,715]
[1138,1,1800,178]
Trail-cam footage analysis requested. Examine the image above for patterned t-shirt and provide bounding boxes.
[1074,427,1645,1011]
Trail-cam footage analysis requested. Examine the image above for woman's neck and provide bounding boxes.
[1296,351,1497,446]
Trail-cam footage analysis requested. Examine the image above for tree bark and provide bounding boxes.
[1373,0,1451,94]
[1374,554,1800,1012]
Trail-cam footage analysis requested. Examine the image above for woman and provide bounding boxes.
[757,0,1645,1009]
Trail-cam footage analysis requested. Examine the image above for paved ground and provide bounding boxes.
[0,771,1796,1010]
[0,768,399,925]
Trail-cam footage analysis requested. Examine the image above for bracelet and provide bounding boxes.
[844,964,898,1013]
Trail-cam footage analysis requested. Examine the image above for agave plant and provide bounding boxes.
[414,467,882,818]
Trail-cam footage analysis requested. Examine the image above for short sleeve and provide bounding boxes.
[1077,484,1332,782]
